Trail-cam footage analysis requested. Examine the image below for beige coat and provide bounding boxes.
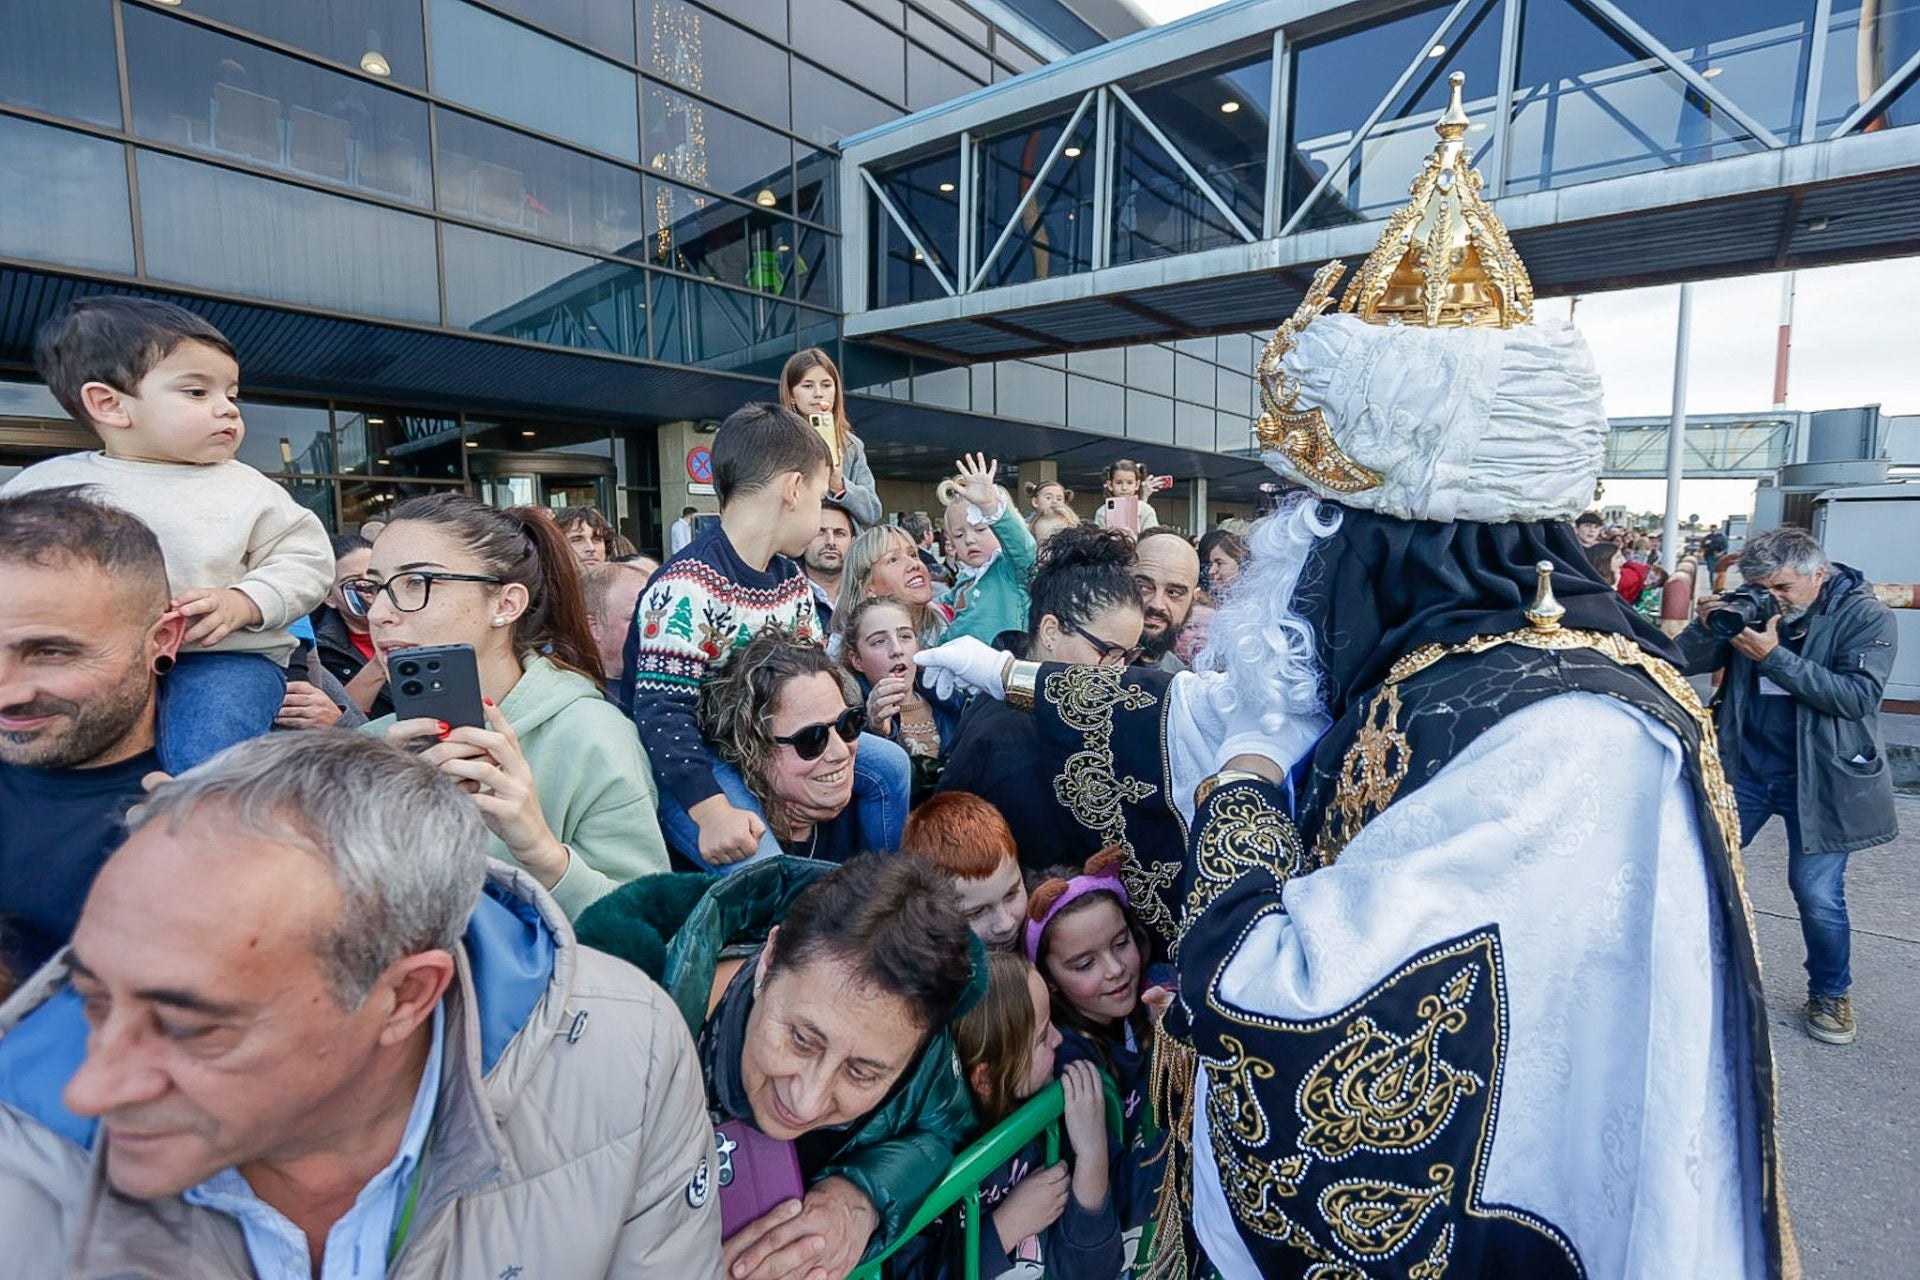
[0,865,723,1278]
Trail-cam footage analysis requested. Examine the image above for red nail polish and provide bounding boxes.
[483,696,495,707]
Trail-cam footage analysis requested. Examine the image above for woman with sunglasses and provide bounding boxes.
[696,628,889,865]
[351,493,668,916]
[936,525,1145,874]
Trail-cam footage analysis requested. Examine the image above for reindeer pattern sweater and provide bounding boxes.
[628,526,820,809]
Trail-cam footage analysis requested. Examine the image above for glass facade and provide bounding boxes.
[0,0,1046,533]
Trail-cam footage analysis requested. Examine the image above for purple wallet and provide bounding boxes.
[714,1118,806,1241]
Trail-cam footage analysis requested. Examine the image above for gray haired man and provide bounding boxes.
[1679,525,1900,1045]
[0,730,720,1276]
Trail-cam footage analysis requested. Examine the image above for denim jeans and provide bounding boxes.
[157,651,289,776]
[1734,770,1852,998]
[659,732,911,873]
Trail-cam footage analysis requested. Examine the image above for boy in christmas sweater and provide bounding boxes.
[630,403,909,868]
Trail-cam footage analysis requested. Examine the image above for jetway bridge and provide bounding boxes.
[838,0,1920,362]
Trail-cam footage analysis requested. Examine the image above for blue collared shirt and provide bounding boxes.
[185,1003,445,1280]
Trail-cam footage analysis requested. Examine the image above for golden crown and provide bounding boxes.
[1256,73,1534,492]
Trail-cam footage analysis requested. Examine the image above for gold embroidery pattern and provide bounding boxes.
[1297,965,1483,1162]
[1178,786,1306,956]
[1319,1165,1456,1258]
[1315,683,1410,867]
[1042,665,1179,942]
[1409,1224,1455,1279]
[1203,925,1582,1276]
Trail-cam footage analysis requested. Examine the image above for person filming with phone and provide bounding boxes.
[348,494,669,919]
[1677,525,1899,1047]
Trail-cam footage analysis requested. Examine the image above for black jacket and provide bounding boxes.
[1678,562,1899,853]
[311,606,392,718]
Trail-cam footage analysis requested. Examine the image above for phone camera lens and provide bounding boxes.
[400,679,425,697]
[426,660,441,671]
[397,660,419,676]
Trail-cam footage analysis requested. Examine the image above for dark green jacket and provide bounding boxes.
[575,858,979,1254]
[1677,562,1899,853]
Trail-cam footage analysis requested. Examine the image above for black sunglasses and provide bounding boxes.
[1070,622,1145,667]
[772,706,865,760]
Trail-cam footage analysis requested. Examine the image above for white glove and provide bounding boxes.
[914,637,1010,702]
[1213,693,1327,777]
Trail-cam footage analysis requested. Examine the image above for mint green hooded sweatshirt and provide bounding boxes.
[938,501,1037,644]
[366,654,668,917]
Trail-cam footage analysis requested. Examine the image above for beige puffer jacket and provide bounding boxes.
[0,864,723,1278]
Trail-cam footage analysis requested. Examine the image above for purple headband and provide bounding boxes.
[1024,867,1130,964]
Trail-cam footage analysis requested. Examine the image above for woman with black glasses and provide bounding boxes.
[935,525,1146,874]
[697,629,883,865]
[350,492,668,916]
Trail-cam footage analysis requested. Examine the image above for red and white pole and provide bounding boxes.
[1771,271,1796,409]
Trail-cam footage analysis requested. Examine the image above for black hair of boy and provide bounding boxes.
[711,402,831,505]
[34,297,238,428]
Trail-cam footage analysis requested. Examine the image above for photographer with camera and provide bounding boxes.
[1678,526,1899,1046]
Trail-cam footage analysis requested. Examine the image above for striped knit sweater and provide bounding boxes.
[629,526,819,809]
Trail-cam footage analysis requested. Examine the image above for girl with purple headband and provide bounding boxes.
[1026,847,1173,1266]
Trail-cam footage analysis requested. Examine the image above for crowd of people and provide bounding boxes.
[0,108,1900,1280]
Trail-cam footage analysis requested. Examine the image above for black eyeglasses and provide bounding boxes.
[772,706,865,760]
[337,571,504,619]
[1070,622,1145,667]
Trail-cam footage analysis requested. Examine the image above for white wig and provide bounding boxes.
[1201,492,1342,736]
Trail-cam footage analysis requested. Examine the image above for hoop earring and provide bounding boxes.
[153,654,176,675]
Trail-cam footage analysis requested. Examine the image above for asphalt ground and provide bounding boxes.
[1746,791,1920,1278]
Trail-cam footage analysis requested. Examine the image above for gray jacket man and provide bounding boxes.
[0,730,721,1278]
[1677,526,1898,1045]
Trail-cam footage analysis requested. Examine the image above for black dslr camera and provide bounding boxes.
[1705,582,1780,638]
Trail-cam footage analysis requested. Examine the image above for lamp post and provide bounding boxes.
[1660,282,1694,572]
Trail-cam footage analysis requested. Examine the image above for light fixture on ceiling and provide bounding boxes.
[1220,100,1240,113]
[1427,43,1447,59]
[464,440,479,447]
[912,249,924,260]
[376,458,392,466]
[521,429,537,437]
[343,465,356,472]
[1700,65,1723,79]
[361,50,392,77]
[939,181,956,192]
[755,189,778,207]
[366,415,385,425]
[1063,145,1082,157]
[776,242,790,251]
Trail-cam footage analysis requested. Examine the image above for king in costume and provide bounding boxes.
[917,74,1794,1280]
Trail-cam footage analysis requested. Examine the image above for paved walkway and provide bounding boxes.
[1747,792,1919,1277]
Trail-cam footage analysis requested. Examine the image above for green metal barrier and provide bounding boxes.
[847,1077,1124,1280]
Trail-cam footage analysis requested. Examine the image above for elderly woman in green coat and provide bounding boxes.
[577,855,983,1280]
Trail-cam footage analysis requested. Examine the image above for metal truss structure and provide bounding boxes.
[840,0,1920,360]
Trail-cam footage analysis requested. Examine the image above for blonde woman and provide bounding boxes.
[835,523,954,652]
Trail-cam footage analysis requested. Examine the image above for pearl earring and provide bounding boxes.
[492,616,507,627]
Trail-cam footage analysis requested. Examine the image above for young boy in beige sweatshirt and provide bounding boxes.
[2,297,332,772]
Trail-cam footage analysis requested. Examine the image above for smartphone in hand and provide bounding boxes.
[1105,495,1140,533]
[808,411,841,466]
[388,643,486,731]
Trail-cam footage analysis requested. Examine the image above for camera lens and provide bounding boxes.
[397,659,419,677]
[400,679,425,697]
